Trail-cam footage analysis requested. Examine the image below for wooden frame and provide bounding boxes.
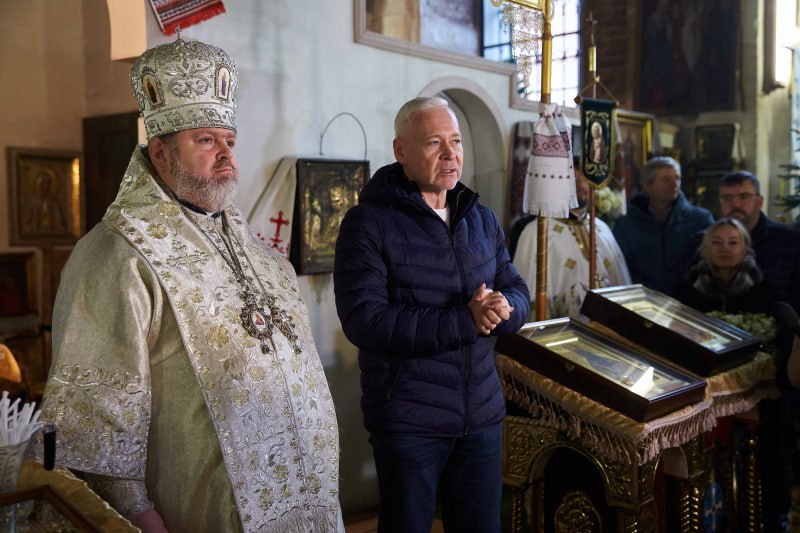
[496,317,706,421]
[6,147,82,246]
[290,159,368,275]
[353,0,535,108]
[0,252,37,318]
[612,110,654,199]
[581,285,762,376]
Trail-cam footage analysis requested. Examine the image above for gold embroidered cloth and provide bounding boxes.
[40,147,342,532]
[498,351,777,465]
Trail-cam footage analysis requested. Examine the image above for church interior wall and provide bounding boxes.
[0,0,794,517]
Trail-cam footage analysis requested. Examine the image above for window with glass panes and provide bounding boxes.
[483,0,581,107]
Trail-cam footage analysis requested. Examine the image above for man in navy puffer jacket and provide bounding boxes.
[334,97,529,533]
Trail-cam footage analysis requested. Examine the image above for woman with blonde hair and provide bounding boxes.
[675,216,778,313]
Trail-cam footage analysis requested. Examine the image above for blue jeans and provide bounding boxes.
[369,423,503,533]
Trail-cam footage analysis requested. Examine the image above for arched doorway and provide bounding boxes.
[419,77,509,227]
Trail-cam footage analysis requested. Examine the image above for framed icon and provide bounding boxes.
[612,110,654,199]
[497,317,706,421]
[290,158,369,274]
[582,284,762,376]
[6,147,82,246]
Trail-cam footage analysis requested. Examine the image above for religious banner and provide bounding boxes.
[148,0,226,35]
[580,97,615,188]
[523,103,576,218]
[247,157,298,259]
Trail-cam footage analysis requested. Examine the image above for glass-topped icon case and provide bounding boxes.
[580,284,763,376]
[496,317,707,422]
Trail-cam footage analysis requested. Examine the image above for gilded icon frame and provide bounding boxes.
[290,158,369,275]
[612,110,654,199]
[6,147,82,246]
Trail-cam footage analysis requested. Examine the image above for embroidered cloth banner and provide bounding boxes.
[247,157,298,259]
[523,103,576,218]
[148,0,226,35]
[580,97,615,188]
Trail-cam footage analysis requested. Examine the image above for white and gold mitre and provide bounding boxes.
[130,36,237,140]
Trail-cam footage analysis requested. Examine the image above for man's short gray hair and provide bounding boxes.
[394,97,452,137]
[641,156,681,185]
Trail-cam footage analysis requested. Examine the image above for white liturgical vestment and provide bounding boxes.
[39,147,342,532]
[513,213,631,319]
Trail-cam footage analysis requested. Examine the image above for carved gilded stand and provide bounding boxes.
[498,354,775,532]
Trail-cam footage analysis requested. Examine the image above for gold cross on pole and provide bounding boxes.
[586,11,598,47]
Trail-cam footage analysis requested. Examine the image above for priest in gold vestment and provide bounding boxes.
[37,38,343,532]
[511,168,631,319]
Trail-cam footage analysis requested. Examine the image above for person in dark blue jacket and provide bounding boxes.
[613,156,714,294]
[333,97,529,533]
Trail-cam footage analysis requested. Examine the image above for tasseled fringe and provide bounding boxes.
[501,372,716,465]
[502,377,632,464]
[524,202,574,219]
[498,352,779,467]
[149,0,227,35]
[637,414,717,464]
[710,381,780,418]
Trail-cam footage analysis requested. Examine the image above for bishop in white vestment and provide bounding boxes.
[37,37,342,532]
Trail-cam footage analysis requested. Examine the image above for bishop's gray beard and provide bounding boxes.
[170,157,238,213]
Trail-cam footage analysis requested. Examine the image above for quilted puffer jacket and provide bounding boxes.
[613,191,714,294]
[333,162,530,436]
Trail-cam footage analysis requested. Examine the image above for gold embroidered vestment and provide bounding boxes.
[40,147,342,532]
